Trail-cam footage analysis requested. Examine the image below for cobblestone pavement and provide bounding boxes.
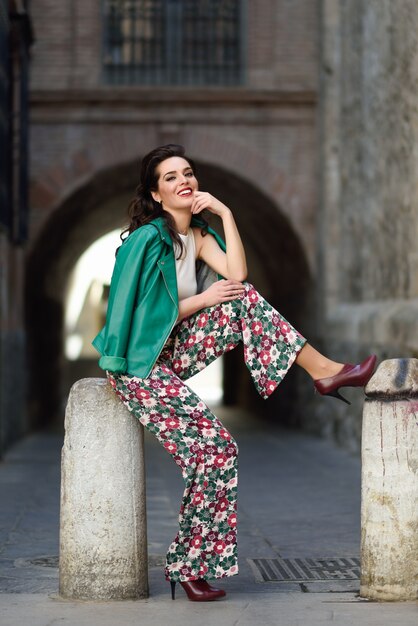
[0,407,416,625]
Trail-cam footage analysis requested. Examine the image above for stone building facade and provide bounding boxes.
[310,0,418,449]
[1,0,417,457]
[0,0,34,457]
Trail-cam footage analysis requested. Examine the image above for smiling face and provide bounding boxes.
[151,156,198,211]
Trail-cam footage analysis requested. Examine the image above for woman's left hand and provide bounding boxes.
[190,191,231,218]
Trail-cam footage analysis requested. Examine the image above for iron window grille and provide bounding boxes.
[101,0,245,86]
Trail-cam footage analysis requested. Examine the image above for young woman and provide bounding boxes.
[92,144,376,602]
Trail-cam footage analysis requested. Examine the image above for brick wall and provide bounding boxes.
[30,0,318,90]
[28,0,319,265]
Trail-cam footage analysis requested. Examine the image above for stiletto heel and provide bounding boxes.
[326,388,351,405]
[314,355,377,404]
[170,580,176,600]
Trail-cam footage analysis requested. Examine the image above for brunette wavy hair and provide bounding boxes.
[116,144,209,258]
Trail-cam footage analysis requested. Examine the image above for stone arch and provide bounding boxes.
[25,157,312,431]
[29,128,314,273]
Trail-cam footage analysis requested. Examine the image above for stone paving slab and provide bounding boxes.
[0,591,417,626]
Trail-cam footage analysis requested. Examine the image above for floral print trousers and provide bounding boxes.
[106,281,306,583]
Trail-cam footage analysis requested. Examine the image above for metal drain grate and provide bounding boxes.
[247,557,360,582]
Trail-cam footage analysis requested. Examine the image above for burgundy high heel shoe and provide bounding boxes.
[194,578,226,596]
[169,579,226,601]
[313,355,377,405]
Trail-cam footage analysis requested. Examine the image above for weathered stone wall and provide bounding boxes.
[0,234,28,457]
[339,0,418,301]
[310,0,418,452]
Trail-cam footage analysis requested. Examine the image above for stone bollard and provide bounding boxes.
[59,378,149,600]
[360,358,418,601]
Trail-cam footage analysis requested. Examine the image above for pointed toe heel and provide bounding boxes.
[314,355,377,404]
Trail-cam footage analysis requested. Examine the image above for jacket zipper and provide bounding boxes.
[145,264,179,377]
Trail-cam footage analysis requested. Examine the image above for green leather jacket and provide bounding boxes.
[91,215,226,378]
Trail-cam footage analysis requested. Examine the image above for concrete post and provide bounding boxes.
[360,358,418,601]
[59,378,149,600]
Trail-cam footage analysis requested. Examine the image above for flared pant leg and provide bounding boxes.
[106,281,306,582]
[106,365,239,583]
[168,280,307,400]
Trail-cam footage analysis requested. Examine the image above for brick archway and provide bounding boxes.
[25,157,312,431]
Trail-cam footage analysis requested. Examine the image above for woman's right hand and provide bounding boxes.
[202,279,246,307]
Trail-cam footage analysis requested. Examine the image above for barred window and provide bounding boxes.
[101,0,245,86]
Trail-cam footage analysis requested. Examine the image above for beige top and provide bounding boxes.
[174,227,197,301]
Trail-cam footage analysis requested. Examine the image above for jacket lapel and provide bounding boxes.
[149,218,178,305]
